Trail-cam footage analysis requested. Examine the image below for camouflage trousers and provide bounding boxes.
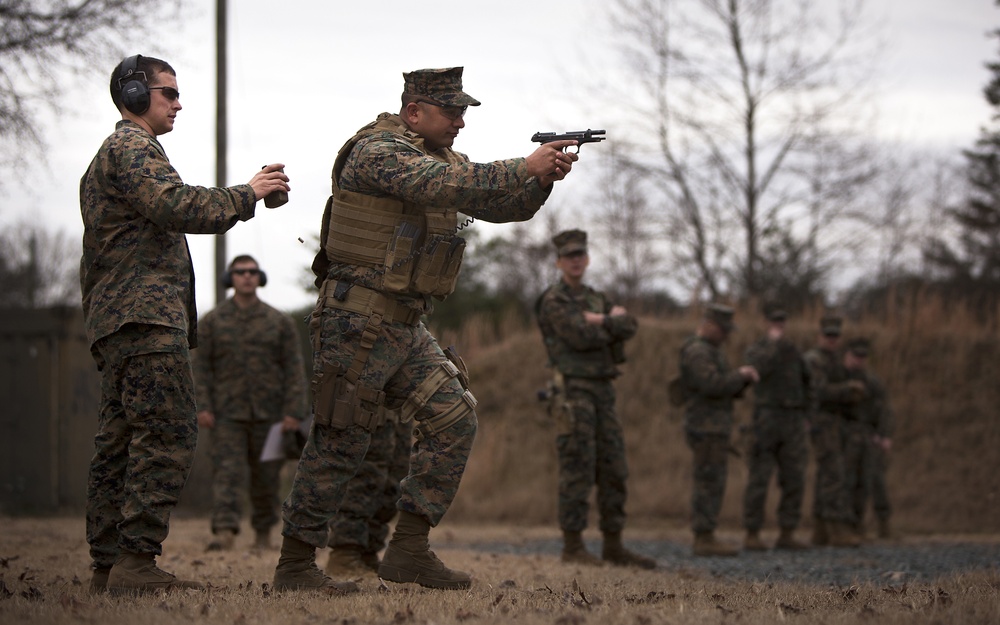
[209,419,283,535]
[86,324,197,569]
[282,307,476,548]
[867,445,892,522]
[809,411,850,523]
[742,408,809,531]
[841,420,873,527]
[556,377,629,534]
[684,429,730,533]
[328,417,413,553]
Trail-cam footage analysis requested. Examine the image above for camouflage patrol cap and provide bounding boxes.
[846,337,871,357]
[705,303,735,332]
[552,229,588,257]
[403,67,481,107]
[820,315,843,336]
[764,303,787,322]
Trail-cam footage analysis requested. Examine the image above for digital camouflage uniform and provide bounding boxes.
[327,416,413,559]
[536,279,637,535]
[193,297,307,538]
[80,119,257,571]
[679,334,752,534]
[865,375,893,529]
[843,356,892,531]
[742,331,811,534]
[281,111,552,550]
[803,342,862,527]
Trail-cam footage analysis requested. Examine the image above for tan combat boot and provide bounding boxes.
[89,567,111,595]
[692,531,740,557]
[378,511,471,589]
[561,530,604,566]
[106,552,204,595]
[206,529,236,552]
[811,519,829,546]
[828,522,862,548]
[326,545,378,577]
[273,536,359,594]
[743,530,767,551]
[601,532,656,569]
[774,527,809,550]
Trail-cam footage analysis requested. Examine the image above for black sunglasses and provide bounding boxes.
[414,98,467,120]
[149,86,180,101]
[231,268,260,276]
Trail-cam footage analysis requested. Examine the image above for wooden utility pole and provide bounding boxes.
[213,0,228,305]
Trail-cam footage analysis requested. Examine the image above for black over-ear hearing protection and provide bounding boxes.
[119,55,150,115]
[220,268,268,289]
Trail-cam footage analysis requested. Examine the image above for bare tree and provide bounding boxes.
[0,0,185,183]
[839,151,957,287]
[604,0,881,301]
[592,143,662,307]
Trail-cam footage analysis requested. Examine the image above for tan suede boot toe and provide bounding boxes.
[106,553,204,595]
[274,536,360,594]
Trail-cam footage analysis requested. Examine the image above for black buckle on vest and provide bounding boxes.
[333,281,353,302]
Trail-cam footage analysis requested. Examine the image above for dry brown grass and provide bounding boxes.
[1,517,998,625]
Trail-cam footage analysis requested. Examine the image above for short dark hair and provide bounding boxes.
[228,254,259,271]
[109,55,176,112]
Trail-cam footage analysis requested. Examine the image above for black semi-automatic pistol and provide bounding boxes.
[531,129,606,153]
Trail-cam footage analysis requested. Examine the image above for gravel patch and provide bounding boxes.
[464,537,1000,586]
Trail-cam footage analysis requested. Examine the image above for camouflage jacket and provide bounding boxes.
[327,112,552,312]
[803,346,862,417]
[536,281,637,379]
[79,120,256,348]
[193,298,307,422]
[849,369,893,436]
[745,337,813,411]
[680,336,750,434]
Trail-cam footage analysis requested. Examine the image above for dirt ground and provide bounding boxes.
[1,516,998,625]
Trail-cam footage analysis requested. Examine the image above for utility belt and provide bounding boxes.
[319,280,423,327]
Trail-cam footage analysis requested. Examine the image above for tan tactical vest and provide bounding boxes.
[319,114,467,299]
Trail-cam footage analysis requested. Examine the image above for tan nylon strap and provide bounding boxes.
[413,390,478,441]
[345,304,383,385]
[332,201,401,228]
[400,360,459,424]
[351,401,386,431]
[329,220,389,244]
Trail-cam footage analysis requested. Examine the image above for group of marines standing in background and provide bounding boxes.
[675,304,894,556]
[537,230,894,562]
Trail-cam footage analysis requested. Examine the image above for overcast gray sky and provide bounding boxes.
[1,0,997,313]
